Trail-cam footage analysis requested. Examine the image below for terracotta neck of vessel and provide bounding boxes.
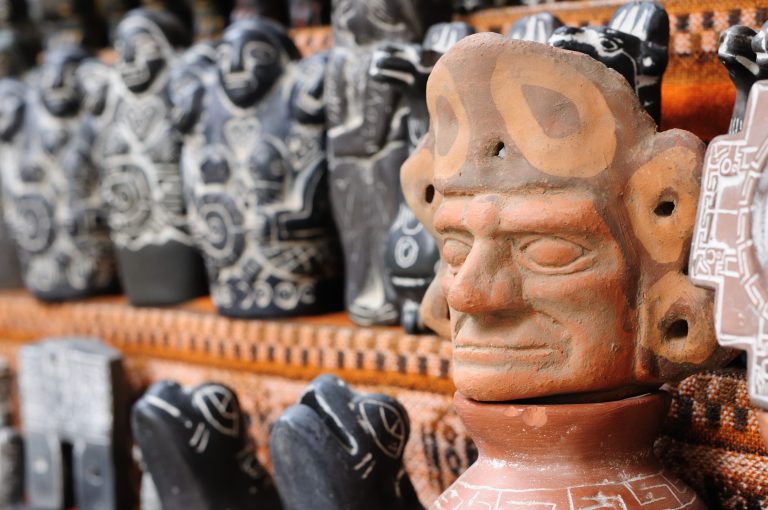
[454,391,670,486]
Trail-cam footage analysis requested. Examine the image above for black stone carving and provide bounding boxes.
[507,13,563,42]
[99,9,208,306]
[175,18,342,318]
[132,380,280,510]
[717,24,768,134]
[326,0,452,326]
[271,374,420,510]
[370,21,471,333]
[0,358,22,507]
[18,337,131,510]
[549,1,669,125]
[2,47,119,301]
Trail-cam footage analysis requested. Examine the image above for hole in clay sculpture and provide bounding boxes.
[425,185,435,204]
[654,201,676,217]
[494,141,506,159]
[665,319,689,340]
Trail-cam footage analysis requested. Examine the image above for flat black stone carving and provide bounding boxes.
[2,47,119,301]
[370,21,472,333]
[507,13,563,42]
[132,380,280,510]
[549,1,669,125]
[18,337,131,510]
[99,9,208,306]
[271,374,420,510]
[326,0,452,326]
[175,19,342,318]
[717,24,768,134]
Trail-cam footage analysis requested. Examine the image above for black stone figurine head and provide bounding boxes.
[217,17,299,108]
[115,9,191,94]
[270,374,421,510]
[549,1,669,125]
[507,13,563,43]
[39,44,88,117]
[132,381,281,510]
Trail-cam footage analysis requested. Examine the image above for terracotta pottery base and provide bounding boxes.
[758,410,768,450]
[432,392,706,510]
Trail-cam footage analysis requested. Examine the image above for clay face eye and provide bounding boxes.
[443,239,471,268]
[519,237,589,273]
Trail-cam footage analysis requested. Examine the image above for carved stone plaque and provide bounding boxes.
[690,80,768,410]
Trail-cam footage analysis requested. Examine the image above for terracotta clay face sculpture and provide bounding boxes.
[717,23,768,134]
[549,1,669,125]
[400,33,733,508]
[270,374,420,510]
[326,0,452,326]
[2,46,120,301]
[100,9,208,306]
[689,80,768,450]
[175,18,342,318]
[370,21,473,333]
[132,380,281,510]
[18,337,131,510]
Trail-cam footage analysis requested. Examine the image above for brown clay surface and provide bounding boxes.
[403,33,732,403]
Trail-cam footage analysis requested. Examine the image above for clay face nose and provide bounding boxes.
[444,240,524,315]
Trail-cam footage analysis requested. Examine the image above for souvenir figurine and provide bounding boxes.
[2,46,119,301]
[18,337,131,510]
[689,79,768,455]
[99,9,208,306]
[132,380,280,510]
[0,358,22,506]
[270,374,420,510]
[326,0,452,325]
[717,23,768,134]
[507,13,563,42]
[176,18,342,318]
[550,1,669,125]
[370,21,473,333]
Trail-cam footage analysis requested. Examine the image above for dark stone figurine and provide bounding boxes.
[100,9,208,306]
[0,358,22,506]
[18,337,131,510]
[326,0,452,326]
[2,46,119,301]
[175,19,342,318]
[132,380,280,510]
[717,24,768,134]
[507,13,563,42]
[370,21,472,333]
[271,374,420,510]
[549,1,669,125]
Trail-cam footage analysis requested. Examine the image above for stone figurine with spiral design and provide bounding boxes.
[173,18,342,318]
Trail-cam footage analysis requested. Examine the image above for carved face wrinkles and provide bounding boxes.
[435,191,635,401]
[403,34,732,402]
[218,29,281,107]
[116,24,167,94]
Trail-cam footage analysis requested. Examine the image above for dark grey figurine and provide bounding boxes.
[549,1,669,125]
[175,19,342,318]
[99,9,208,306]
[326,0,452,326]
[717,24,768,134]
[271,374,421,510]
[370,21,472,333]
[18,337,131,510]
[507,13,563,42]
[2,46,119,301]
[132,380,280,510]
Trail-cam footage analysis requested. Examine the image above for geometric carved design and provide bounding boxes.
[690,81,768,410]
